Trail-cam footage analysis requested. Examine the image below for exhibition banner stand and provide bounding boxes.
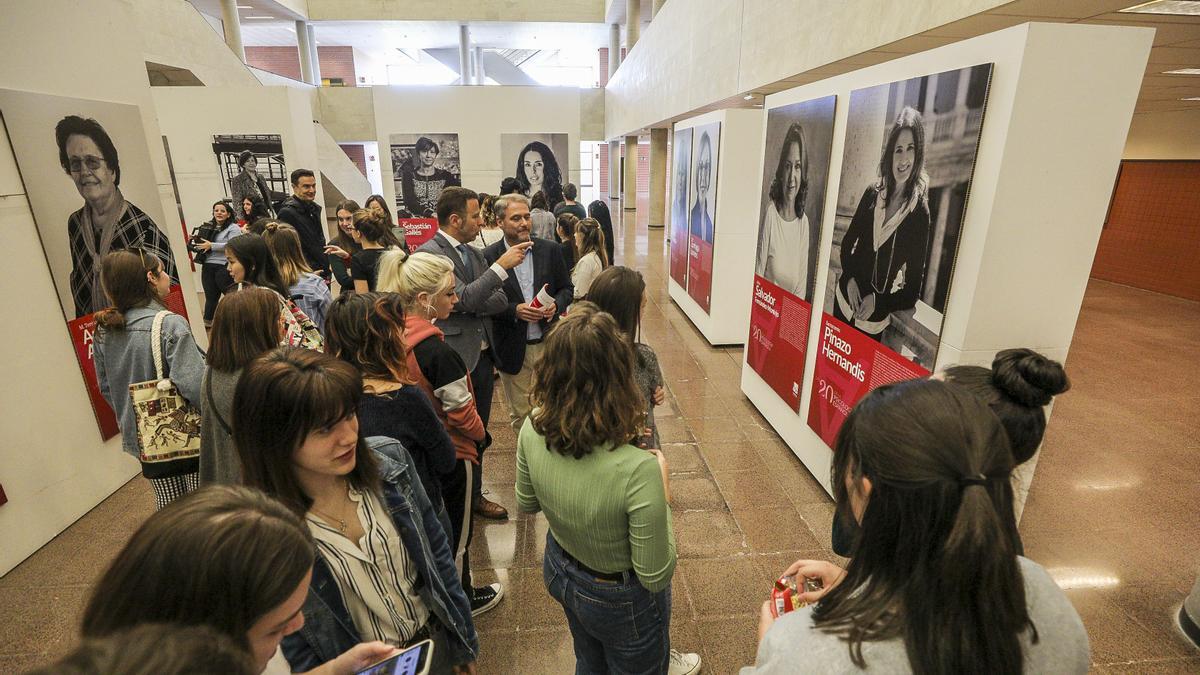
[400,217,438,252]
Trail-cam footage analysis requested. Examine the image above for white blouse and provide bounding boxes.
[755,207,810,298]
[572,251,604,299]
[307,487,430,646]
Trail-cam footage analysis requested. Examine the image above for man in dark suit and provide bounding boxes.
[689,131,715,243]
[418,186,531,521]
[484,193,573,434]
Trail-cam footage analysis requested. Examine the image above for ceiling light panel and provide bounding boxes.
[1121,1,1200,16]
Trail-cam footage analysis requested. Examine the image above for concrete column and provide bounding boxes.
[458,24,471,85]
[652,0,667,18]
[296,20,315,84]
[307,24,321,84]
[474,46,485,85]
[608,140,621,199]
[608,23,621,80]
[626,0,641,52]
[623,135,639,211]
[219,0,245,62]
[648,128,667,228]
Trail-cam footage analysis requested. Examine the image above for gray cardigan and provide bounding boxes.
[94,305,206,457]
[741,556,1090,674]
[199,367,241,485]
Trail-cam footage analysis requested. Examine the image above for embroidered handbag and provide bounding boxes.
[129,311,202,464]
[284,296,325,351]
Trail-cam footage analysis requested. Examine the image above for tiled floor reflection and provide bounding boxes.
[1,198,1197,673]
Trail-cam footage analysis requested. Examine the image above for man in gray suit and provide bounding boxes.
[418,186,530,521]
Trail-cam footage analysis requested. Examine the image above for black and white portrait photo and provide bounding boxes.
[753,96,837,302]
[821,64,993,369]
[0,90,180,320]
[390,132,461,217]
[688,123,720,244]
[212,134,287,219]
[501,133,569,209]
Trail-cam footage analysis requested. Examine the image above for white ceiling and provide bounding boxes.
[237,19,610,51]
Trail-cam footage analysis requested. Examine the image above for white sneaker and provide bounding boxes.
[668,649,702,675]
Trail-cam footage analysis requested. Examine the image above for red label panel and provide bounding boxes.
[399,218,438,253]
[746,275,813,411]
[686,235,713,313]
[806,313,928,447]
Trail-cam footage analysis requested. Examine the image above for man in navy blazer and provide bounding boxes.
[483,193,573,433]
[418,186,530,522]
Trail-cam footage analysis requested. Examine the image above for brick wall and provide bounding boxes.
[244,45,357,85]
[599,143,609,194]
[1090,160,1200,301]
[339,144,367,177]
[245,46,301,81]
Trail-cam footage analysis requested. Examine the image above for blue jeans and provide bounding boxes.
[543,532,672,675]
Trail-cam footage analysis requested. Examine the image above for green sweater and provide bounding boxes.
[515,417,677,592]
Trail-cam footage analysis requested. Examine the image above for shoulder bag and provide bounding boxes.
[129,311,202,464]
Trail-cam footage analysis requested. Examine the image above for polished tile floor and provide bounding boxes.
[1,202,1197,673]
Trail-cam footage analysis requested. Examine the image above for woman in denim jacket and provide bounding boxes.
[235,347,478,673]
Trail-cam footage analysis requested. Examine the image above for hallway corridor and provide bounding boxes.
[0,203,1197,673]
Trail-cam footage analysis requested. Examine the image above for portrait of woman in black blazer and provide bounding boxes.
[833,106,931,342]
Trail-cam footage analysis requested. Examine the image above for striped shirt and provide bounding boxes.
[307,487,430,645]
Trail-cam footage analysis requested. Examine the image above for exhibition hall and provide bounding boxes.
[1,0,1198,673]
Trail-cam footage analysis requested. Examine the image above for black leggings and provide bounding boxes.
[441,459,477,592]
[201,263,234,321]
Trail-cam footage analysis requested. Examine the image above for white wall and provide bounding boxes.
[605,0,1011,138]
[667,109,764,345]
[372,86,581,204]
[739,23,1153,499]
[151,86,329,299]
[0,0,205,575]
[132,0,260,87]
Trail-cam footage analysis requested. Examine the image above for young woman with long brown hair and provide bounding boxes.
[225,232,323,351]
[324,292,457,515]
[262,221,332,332]
[516,302,701,675]
[233,348,478,673]
[570,217,608,299]
[93,248,206,509]
[748,379,1089,674]
[328,199,362,291]
[585,266,666,448]
[199,287,283,485]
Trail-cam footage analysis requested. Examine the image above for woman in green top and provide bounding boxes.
[516,303,701,675]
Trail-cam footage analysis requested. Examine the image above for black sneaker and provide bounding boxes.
[470,582,504,616]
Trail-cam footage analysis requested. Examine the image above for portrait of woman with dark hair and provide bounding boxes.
[755,122,818,299]
[515,140,564,210]
[398,136,461,217]
[55,115,179,317]
[833,106,931,342]
[229,150,277,219]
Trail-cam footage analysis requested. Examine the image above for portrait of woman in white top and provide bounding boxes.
[755,122,818,301]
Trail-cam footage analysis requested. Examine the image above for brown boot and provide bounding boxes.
[474,495,509,520]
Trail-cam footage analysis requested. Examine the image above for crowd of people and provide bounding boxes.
[66,169,1093,675]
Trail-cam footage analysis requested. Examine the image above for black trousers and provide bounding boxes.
[468,348,495,504]
[441,459,477,592]
[201,263,234,321]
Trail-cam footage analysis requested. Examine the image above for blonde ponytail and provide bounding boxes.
[375,250,454,310]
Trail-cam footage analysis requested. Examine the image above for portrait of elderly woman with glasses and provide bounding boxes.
[55,115,178,318]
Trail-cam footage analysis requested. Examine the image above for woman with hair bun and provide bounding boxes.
[750,379,1089,674]
[832,348,1072,556]
[941,348,1070,464]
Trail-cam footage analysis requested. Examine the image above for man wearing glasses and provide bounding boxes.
[689,130,715,243]
[55,115,178,318]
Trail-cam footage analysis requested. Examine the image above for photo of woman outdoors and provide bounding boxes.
[390,133,461,217]
[820,64,992,369]
[212,134,287,219]
[501,133,569,209]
